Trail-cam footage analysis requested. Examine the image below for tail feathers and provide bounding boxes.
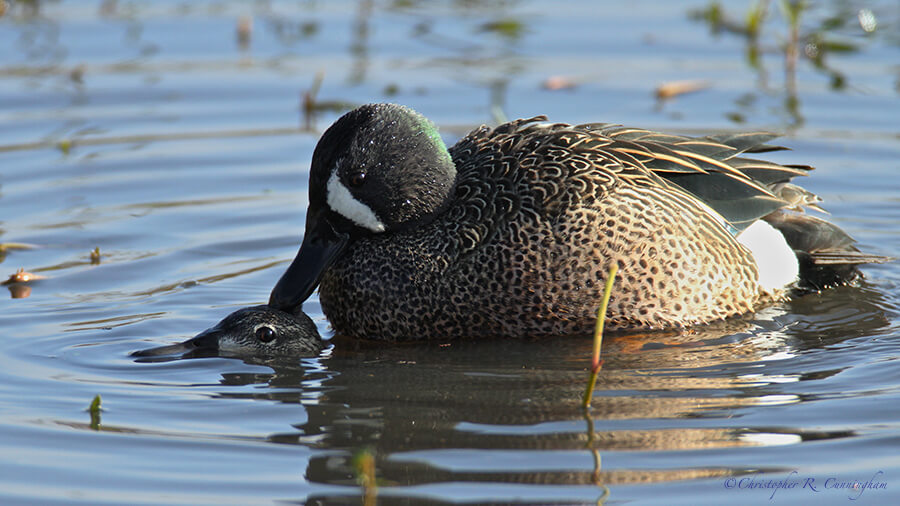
[765,210,855,252]
[805,250,892,266]
[763,210,892,291]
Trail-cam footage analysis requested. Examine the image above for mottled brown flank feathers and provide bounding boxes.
[317,117,876,340]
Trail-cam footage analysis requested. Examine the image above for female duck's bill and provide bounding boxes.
[131,305,324,360]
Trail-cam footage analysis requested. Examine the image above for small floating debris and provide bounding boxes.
[58,139,73,155]
[655,79,709,100]
[858,8,876,33]
[69,64,85,85]
[5,268,44,299]
[542,76,578,91]
[90,247,102,265]
[3,268,46,285]
[237,15,252,48]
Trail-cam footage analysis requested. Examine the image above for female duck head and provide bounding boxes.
[131,305,323,359]
[269,103,457,311]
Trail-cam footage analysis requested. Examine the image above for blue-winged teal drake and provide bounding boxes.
[132,306,323,359]
[269,103,888,340]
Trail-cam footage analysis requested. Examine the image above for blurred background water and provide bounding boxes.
[0,1,898,504]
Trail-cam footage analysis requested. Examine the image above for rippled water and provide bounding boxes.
[1,1,898,504]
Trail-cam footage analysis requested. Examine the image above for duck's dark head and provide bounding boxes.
[269,103,456,312]
[131,305,324,360]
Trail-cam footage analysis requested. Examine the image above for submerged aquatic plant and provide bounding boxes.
[352,448,377,506]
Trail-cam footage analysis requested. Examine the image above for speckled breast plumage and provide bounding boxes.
[318,118,769,340]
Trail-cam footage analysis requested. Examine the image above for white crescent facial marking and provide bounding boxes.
[737,220,799,294]
[326,170,386,233]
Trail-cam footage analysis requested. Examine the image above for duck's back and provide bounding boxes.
[318,118,814,339]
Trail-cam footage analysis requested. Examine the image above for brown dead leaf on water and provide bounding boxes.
[655,80,709,100]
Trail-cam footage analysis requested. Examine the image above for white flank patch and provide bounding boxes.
[326,171,386,232]
[737,220,799,293]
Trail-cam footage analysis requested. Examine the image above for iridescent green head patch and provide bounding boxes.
[402,107,452,164]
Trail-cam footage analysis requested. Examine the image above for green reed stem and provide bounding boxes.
[582,264,617,408]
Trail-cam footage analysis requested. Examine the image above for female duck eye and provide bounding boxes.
[348,172,366,188]
[255,326,276,343]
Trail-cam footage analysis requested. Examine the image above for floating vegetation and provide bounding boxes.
[0,242,36,253]
[689,0,874,126]
[382,83,399,96]
[57,138,73,155]
[88,395,102,431]
[480,18,526,40]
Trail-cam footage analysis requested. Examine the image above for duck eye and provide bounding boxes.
[347,172,366,188]
[255,326,276,343]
